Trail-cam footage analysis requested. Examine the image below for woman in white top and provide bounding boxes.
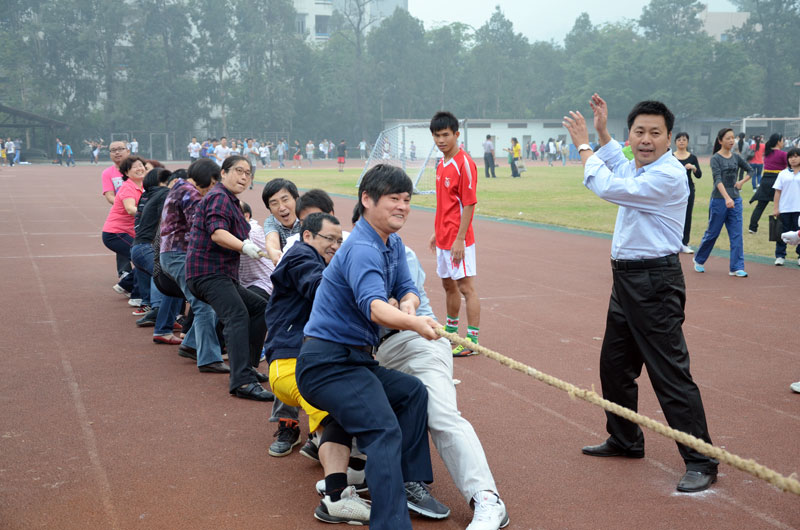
[772,147,800,266]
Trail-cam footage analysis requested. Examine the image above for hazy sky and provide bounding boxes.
[406,0,738,44]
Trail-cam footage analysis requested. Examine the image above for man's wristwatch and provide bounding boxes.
[577,143,592,152]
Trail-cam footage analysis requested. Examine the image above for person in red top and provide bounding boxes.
[428,111,481,357]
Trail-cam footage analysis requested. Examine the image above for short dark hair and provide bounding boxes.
[296,189,334,217]
[187,158,221,188]
[786,146,800,161]
[302,212,340,235]
[675,132,689,142]
[262,178,299,206]
[119,155,147,180]
[429,111,459,134]
[221,155,249,173]
[486,134,491,140]
[352,164,413,224]
[143,167,172,190]
[240,201,252,217]
[626,100,675,133]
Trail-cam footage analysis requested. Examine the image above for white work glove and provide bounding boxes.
[241,239,261,259]
[781,230,800,246]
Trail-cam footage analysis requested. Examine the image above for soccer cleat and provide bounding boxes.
[467,492,509,530]
[268,419,301,457]
[453,343,478,357]
[775,257,785,266]
[299,432,320,462]
[315,468,368,495]
[404,481,450,519]
[314,486,370,525]
[728,270,748,277]
[692,260,704,273]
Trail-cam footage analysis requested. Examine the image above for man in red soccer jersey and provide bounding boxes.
[428,112,481,357]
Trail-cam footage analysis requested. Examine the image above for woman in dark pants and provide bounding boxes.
[749,134,788,233]
[185,155,273,401]
[673,132,702,253]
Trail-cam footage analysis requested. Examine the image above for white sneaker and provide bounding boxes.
[314,485,370,525]
[315,467,367,495]
[128,298,143,307]
[797,258,800,267]
[775,257,785,266]
[790,381,800,393]
[467,492,509,530]
[681,245,694,254]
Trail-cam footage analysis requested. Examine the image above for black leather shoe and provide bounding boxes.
[199,361,230,374]
[251,367,268,383]
[233,383,275,402]
[676,470,717,492]
[581,441,644,459]
[177,344,197,361]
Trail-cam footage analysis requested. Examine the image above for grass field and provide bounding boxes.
[253,159,782,260]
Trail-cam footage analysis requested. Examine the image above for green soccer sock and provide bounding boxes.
[467,326,479,344]
[445,315,459,334]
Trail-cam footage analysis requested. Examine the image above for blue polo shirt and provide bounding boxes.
[303,217,418,347]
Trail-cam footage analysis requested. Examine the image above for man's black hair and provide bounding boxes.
[352,164,412,224]
[262,178,299,207]
[296,188,334,217]
[429,111,459,134]
[627,100,675,133]
[486,134,491,140]
[302,212,340,235]
[240,201,252,217]
[187,158,221,188]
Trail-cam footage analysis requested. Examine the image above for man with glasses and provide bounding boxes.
[102,141,130,205]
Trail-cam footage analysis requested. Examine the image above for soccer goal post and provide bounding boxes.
[356,120,467,195]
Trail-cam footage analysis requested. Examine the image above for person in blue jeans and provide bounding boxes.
[693,128,755,277]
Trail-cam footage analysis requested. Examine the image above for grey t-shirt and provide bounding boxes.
[710,152,752,200]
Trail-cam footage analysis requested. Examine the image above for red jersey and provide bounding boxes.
[434,149,477,249]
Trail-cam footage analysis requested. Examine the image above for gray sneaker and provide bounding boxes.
[404,481,450,519]
[268,419,300,457]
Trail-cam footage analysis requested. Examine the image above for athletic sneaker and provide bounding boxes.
[315,467,368,495]
[729,270,748,277]
[299,432,320,462]
[128,298,143,307]
[692,260,704,273]
[775,257,785,266]
[453,343,478,357]
[112,284,131,297]
[790,381,800,393]
[314,486,370,525]
[259,346,266,363]
[404,481,450,519]
[680,245,694,254]
[132,305,151,316]
[268,419,301,457]
[467,492,509,530]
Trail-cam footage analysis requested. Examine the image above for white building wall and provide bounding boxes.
[294,0,334,43]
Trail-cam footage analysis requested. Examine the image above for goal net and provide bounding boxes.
[357,120,468,194]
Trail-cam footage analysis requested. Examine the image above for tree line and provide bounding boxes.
[0,0,797,153]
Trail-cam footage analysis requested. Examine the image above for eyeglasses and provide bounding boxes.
[231,166,252,178]
[314,233,343,245]
[110,147,127,153]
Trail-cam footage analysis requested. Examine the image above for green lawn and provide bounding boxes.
[253,161,779,259]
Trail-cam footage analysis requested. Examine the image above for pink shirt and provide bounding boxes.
[101,165,124,195]
[102,179,143,236]
[751,143,765,165]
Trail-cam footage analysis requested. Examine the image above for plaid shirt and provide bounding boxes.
[186,183,250,281]
[160,179,202,254]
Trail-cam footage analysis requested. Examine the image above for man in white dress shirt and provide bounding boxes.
[562,94,718,493]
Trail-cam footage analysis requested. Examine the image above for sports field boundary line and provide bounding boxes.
[314,189,784,266]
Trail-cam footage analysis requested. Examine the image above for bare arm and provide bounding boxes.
[104,191,115,205]
[122,197,137,216]
[773,189,782,217]
[265,231,283,262]
[211,229,245,252]
[450,203,476,265]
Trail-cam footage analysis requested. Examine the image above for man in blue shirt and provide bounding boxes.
[563,94,718,493]
[296,164,448,529]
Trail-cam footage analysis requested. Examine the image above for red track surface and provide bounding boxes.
[1,163,798,529]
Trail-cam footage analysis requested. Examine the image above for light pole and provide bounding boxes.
[795,82,800,117]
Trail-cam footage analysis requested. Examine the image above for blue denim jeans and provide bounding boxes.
[695,197,744,272]
[750,163,763,189]
[160,251,223,367]
[130,243,153,306]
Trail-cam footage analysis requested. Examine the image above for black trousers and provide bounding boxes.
[187,274,268,391]
[483,153,496,178]
[683,185,695,245]
[599,259,717,473]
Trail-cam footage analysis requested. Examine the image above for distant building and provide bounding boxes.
[294,0,334,43]
[698,7,750,42]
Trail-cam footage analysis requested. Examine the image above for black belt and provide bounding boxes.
[610,253,679,271]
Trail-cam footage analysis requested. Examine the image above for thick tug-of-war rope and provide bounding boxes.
[436,327,800,496]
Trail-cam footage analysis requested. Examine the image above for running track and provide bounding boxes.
[0,163,798,529]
